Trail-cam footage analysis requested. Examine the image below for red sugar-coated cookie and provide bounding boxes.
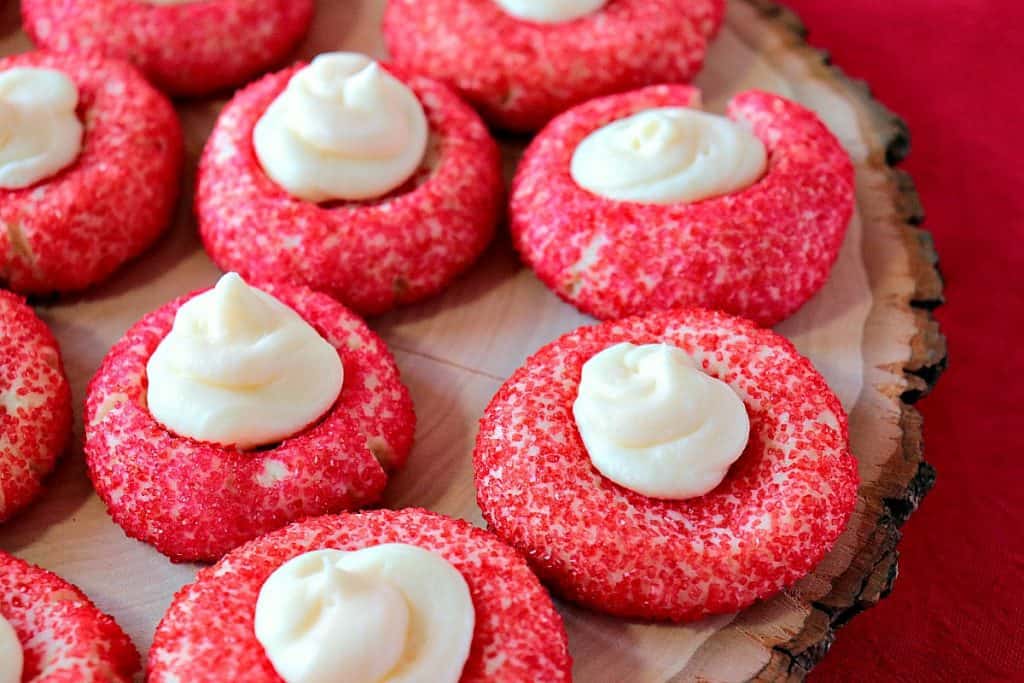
[384,0,724,132]
[0,551,139,681]
[474,308,859,621]
[84,281,416,563]
[198,63,503,316]
[148,508,572,682]
[21,0,314,97]
[0,291,71,524]
[0,51,182,295]
[510,86,856,326]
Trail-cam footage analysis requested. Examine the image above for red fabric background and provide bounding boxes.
[776,1,1024,680]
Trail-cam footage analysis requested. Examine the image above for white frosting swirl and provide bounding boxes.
[253,52,428,202]
[0,613,22,683]
[573,342,750,499]
[493,0,605,23]
[0,67,83,190]
[146,273,344,450]
[254,545,474,683]
[570,107,767,205]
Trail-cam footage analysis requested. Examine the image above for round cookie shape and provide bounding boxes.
[21,0,314,97]
[0,291,71,523]
[84,281,416,563]
[383,0,724,132]
[148,508,573,682]
[197,62,503,316]
[0,51,182,295]
[510,85,856,326]
[0,551,139,681]
[473,308,859,621]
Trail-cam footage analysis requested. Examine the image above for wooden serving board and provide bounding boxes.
[0,0,946,680]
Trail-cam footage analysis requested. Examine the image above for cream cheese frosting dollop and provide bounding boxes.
[573,342,750,499]
[146,272,344,450]
[253,52,428,202]
[0,67,83,190]
[0,612,22,683]
[570,107,767,205]
[254,544,475,683]
[493,0,606,23]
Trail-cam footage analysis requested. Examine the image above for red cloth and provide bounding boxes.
[776,1,1024,680]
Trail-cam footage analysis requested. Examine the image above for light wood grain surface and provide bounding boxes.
[0,1,944,680]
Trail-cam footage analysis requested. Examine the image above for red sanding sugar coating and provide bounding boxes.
[198,63,503,316]
[0,51,182,295]
[0,291,71,524]
[384,0,724,132]
[0,551,139,681]
[474,308,859,621]
[511,86,856,326]
[148,508,572,682]
[84,281,416,563]
[21,0,314,97]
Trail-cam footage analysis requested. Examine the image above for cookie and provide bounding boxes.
[510,86,856,325]
[0,51,182,294]
[85,280,416,563]
[384,0,724,131]
[474,308,859,621]
[197,62,503,315]
[148,508,572,682]
[21,0,314,97]
[0,550,139,681]
[0,291,71,524]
